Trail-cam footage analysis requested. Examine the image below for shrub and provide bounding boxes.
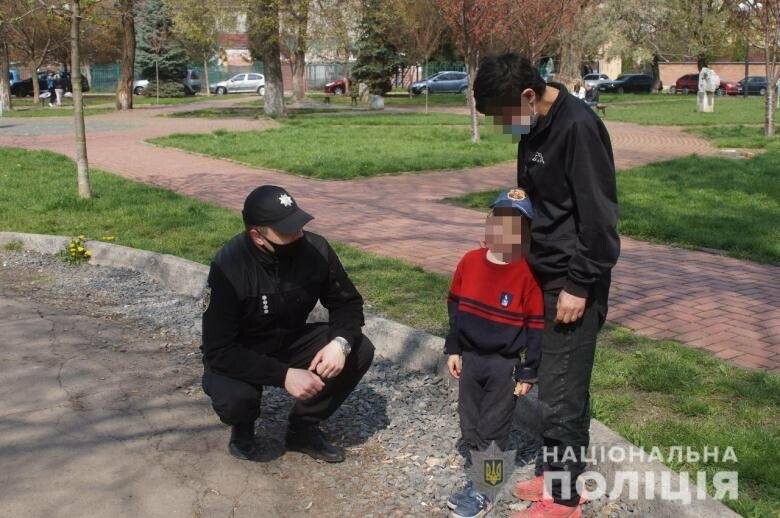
[142,80,190,98]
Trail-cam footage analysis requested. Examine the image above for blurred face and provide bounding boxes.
[485,211,530,258]
[249,226,303,251]
[488,89,538,141]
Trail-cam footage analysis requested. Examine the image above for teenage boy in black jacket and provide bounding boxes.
[474,53,620,518]
[201,185,374,463]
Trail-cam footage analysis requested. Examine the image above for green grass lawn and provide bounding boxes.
[687,125,780,149]
[445,141,780,264]
[0,146,776,516]
[150,112,516,179]
[306,91,470,108]
[601,94,774,126]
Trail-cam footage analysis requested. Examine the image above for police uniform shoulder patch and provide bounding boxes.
[507,188,527,201]
[201,286,211,313]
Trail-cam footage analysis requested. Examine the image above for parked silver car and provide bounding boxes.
[583,73,611,88]
[409,71,469,95]
[210,73,266,95]
[132,69,202,95]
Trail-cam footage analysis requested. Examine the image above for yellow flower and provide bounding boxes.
[84,251,92,258]
[78,235,85,240]
[77,246,85,253]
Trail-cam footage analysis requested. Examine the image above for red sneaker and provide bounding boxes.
[513,475,588,503]
[513,475,545,501]
[510,499,582,518]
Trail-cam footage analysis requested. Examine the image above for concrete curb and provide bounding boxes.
[0,231,741,518]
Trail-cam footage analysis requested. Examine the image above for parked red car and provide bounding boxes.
[324,78,348,95]
[669,73,735,96]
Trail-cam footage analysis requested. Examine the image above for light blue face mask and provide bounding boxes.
[504,110,539,136]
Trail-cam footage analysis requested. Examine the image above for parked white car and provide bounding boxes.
[583,73,611,88]
[210,73,265,95]
[133,79,149,95]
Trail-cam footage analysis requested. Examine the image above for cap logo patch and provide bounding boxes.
[279,194,293,207]
[507,189,527,201]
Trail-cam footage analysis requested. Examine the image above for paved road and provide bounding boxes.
[0,100,777,371]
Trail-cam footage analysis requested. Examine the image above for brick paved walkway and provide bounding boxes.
[0,101,777,371]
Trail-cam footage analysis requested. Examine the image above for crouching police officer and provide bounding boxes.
[201,185,374,463]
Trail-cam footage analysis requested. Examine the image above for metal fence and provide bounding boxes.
[86,62,266,93]
[84,61,465,93]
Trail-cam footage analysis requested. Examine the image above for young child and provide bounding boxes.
[445,189,544,518]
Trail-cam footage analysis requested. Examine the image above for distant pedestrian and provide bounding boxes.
[46,72,55,107]
[54,74,65,107]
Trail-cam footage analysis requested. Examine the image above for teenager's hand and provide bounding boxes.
[284,368,325,400]
[556,290,587,324]
[308,340,346,379]
[514,382,533,397]
[447,354,462,379]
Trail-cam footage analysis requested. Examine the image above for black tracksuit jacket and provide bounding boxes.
[517,83,620,297]
[201,231,364,388]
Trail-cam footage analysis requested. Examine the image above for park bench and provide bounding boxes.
[595,103,608,116]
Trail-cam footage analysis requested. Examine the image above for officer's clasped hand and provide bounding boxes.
[308,339,347,380]
[284,368,325,400]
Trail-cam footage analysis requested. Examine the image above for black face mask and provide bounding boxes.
[266,235,304,258]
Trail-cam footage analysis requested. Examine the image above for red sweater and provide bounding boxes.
[445,248,544,382]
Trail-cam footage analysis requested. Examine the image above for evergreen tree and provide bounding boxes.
[135,0,188,81]
[351,0,401,96]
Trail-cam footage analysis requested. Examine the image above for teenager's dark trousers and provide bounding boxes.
[536,274,610,507]
[202,323,374,427]
[458,350,517,460]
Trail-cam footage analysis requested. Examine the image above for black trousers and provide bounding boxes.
[536,274,610,506]
[458,350,517,460]
[202,323,374,427]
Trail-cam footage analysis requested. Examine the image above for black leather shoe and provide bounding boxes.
[228,422,257,460]
[285,424,345,463]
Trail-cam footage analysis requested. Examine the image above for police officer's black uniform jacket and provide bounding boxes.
[201,230,364,388]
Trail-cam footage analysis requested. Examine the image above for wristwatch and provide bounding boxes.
[334,336,351,357]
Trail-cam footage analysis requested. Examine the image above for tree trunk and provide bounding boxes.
[70,0,91,199]
[250,0,286,117]
[465,53,480,143]
[765,48,776,137]
[651,54,662,92]
[116,0,135,110]
[203,58,211,96]
[0,36,12,111]
[291,50,305,101]
[696,53,708,71]
[291,1,308,102]
[30,59,42,103]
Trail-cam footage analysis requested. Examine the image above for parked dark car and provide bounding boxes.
[324,78,348,95]
[409,71,469,95]
[11,71,90,97]
[735,76,768,96]
[599,74,657,94]
[669,73,732,96]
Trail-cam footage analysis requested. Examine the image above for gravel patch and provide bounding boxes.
[0,248,638,517]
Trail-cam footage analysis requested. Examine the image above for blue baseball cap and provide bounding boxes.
[490,188,534,220]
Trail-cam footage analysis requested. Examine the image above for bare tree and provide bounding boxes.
[435,0,505,143]
[7,2,53,103]
[726,0,779,136]
[391,0,445,112]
